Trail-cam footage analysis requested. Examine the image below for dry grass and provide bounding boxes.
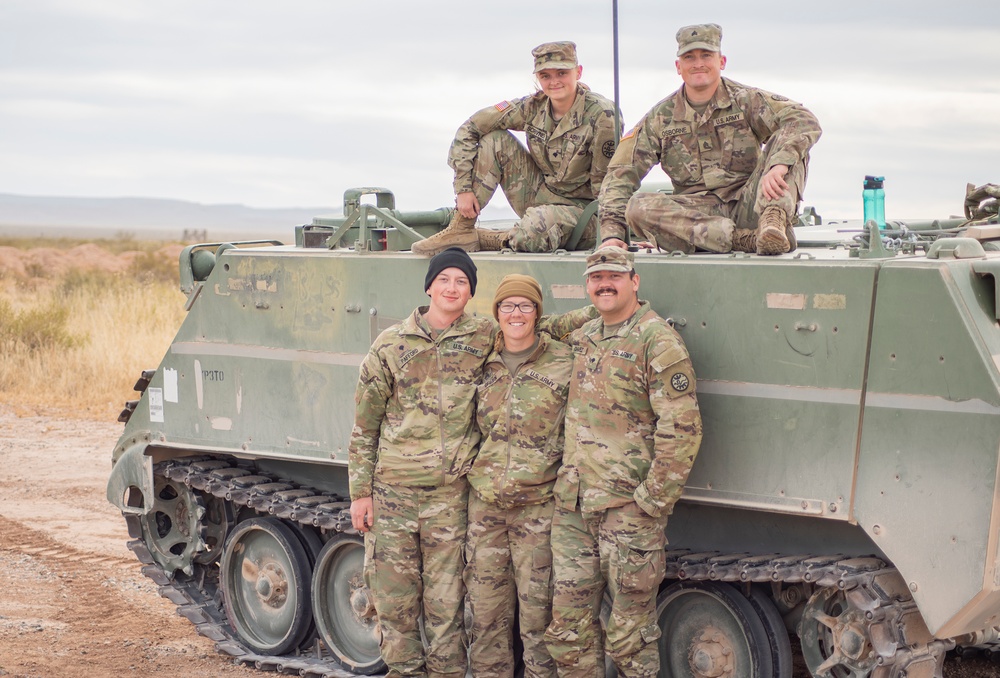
[0,238,188,421]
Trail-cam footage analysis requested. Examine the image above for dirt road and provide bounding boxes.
[0,406,997,677]
[0,407,256,678]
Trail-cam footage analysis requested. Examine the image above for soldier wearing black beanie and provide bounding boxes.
[424,246,478,296]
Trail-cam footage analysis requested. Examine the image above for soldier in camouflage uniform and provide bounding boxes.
[412,41,620,256]
[348,247,492,678]
[599,23,821,256]
[466,274,575,678]
[544,248,703,677]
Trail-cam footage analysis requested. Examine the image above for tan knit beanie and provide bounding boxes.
[492,274,543,320]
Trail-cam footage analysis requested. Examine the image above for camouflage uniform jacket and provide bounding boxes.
[554,301,703,518]
[599,77,822,240]
[470,332,573,509]
[348,307,496,500]
[449,84,620,206]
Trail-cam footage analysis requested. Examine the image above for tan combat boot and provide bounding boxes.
[756,206,792,256]
[411,213,480,256]
[731,229,757,253]
[476,228,511,251]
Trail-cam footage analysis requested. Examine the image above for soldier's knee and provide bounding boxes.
[543,620,583,666]
[479,130,520,156]
[510,209,561,252]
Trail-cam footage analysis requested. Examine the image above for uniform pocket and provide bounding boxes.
[617,532,665,594]
[363,532,377,592]
[529,542,553,601]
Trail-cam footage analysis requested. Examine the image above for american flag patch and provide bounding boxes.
[622,125,638,140]
[494,100,511,112]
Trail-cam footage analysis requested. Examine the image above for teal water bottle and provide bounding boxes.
[863,175,886,229]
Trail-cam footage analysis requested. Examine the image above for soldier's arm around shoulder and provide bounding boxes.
[448,95,532,193]
[738,81,822,169]
[633,323,703,518]
[538,304,601,341]
[348,341,395,500]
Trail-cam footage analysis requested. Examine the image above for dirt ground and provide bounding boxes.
[0,405,997,678]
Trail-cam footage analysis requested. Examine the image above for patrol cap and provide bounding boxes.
[531,41,578,73]
[676,23,722,56]
[584,247,634,277]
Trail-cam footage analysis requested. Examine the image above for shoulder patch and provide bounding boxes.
[670,372,690,392]
[602,139,616,158]
[770,94,789,102]
[621,125,638,140]
[663,359,696,399]
[494,100,511,111]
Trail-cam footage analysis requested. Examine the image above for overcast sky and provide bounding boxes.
[2,1,998,223]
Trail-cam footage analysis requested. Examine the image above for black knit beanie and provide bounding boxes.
[424,247,478,296]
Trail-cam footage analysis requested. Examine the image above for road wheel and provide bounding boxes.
[220,517,313,655]
[311,533,385,675]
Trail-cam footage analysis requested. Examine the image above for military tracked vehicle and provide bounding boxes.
[107,184,1000,677]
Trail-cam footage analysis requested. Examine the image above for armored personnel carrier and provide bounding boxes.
[107,184,1000,677]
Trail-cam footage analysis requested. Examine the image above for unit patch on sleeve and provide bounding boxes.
[670,372,690,392]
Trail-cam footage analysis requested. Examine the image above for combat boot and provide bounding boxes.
[411,213,480,256]
[477,228,511,251]
[731,229,757,253]
[756,206,792,256]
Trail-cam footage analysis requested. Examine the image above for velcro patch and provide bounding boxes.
[526,124,548,144]
[611,349,637,362]
[713,112,744,127]
[649,344,687,373]
[450,342,484,358]
[398,348,420,367]
[665,362,696,399]
[526,369,567,395]
[662,124,690,138]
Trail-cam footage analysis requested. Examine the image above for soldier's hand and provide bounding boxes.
[456,192,481,219]
[761,165,789,201]
[350,496,374,533]
[601,237,628,249]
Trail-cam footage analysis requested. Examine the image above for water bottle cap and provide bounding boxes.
[864,176,884,189]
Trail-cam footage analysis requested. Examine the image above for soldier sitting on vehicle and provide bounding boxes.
[599,23,822,256]
[412,41,620,256]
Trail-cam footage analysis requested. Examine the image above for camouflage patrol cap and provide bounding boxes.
[584,246,634,277]
[531,41,578,73]
[676,23,722,56]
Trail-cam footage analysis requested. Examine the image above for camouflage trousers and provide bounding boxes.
[365,479,469,678]
[624,143,810,253]
[470,131,597,252]
[465,492,556,678]
[544,502,667,678]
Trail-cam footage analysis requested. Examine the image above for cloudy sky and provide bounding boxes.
[2,1,998,222]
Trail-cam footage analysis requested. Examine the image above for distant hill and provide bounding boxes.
[0,194,337,241]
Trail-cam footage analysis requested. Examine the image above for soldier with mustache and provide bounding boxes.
[545,247,703,677]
